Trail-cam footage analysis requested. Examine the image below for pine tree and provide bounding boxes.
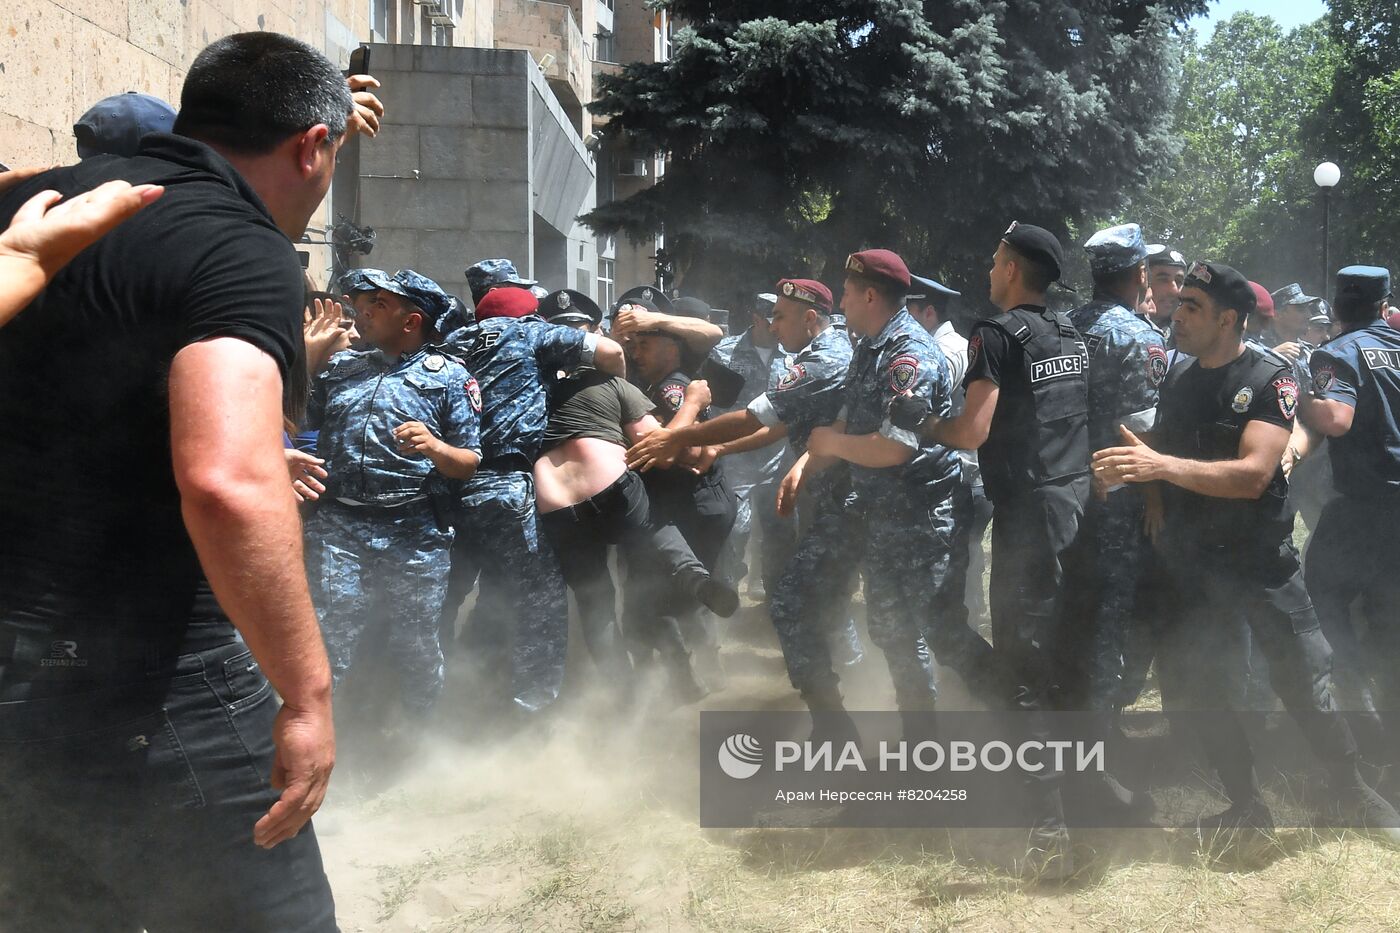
[585,0,1206,306]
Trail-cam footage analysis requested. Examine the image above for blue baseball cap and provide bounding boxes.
[336,268,394,294]
[435,295,474,336]
[1084,223,1147,275]
[465,258,537,303]
[392,269,456,326]
[74,92,177,159]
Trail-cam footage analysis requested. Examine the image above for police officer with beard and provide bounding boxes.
[1095,261,1400,845]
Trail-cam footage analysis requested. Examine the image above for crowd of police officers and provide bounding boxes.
[298,217,1400,878]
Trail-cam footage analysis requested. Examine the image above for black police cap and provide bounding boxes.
[541,289,602,326]
[1184,261,1256,318]
[1001,222,1063,281]
[614,285,674,316]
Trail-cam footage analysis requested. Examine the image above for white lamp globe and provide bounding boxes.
[1314,161,1341,188]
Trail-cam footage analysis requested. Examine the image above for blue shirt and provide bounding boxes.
[308,344,482,505]
[840,309,960,497]
[1069,298,1167,451]
[1309,320,1400,497]
[748,325,852,454]
[707,328,788,486]
[444,317,596,463]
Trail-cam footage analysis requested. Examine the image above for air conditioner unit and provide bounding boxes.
[618,159,649,177]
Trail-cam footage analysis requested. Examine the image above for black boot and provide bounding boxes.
[1326,760,1400,847]
[661,648,709,707]
[894,684,937,744]
[800,682,861,750]
[676,566,739,618]
[1335,675,1393,773]
[1021,786,1075,883]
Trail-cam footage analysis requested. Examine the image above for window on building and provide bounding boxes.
[595,27,615,63]
[598,258,616,310]
[371,0,389,40]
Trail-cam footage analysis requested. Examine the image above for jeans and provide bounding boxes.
[540,470,708,680]
[0,638,337,932]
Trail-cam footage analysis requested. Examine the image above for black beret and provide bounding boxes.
[1184,261,1256,318]
[1001,222,1063,281]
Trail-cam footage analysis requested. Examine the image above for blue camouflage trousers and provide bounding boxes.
[449,469,569,713]
[305,500,451,713]
[770,473,961,707]
[1058,485,1148,710]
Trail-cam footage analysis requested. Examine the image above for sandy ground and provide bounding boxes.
[315,595,1400,933]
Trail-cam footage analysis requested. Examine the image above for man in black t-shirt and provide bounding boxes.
[1095,261,1400,845]
[898,222,1089,880]
[0,33,368,930]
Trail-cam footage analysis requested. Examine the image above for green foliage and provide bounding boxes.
[1308,0,1400,279]
[1125,2,1399,298]
[586,0,1205,307]
[1124,14,1338,292]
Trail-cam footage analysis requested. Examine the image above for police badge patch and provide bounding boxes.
[1273,376,1299,419]
[777,363,806,390]
[1146,345,1169,386]
[888,354,920,393]
[1232,385,1254,413]
[661,382,686,410]
[466,376,482,412]
[557,292,571,309]
[1313,365,1335,394]
[968,335,982,369]
[425,354,445,372]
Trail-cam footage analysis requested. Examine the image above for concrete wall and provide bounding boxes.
[0,0,484,287]
[352,44,596,301]
[356,44,531,301]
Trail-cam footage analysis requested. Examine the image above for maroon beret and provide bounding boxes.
[474,286,539,320]
[845,249,911,290]
[777,278,833,313]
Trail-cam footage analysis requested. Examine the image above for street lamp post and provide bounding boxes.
[1314,161,1341,295]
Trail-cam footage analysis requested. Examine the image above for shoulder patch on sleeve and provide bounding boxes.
[967,334,982,370]
[777,362,807,390]
[465,376,482,412]
[1313,364,1336,395]
[1147,344,1169,386]
[661,382,686,409]
[888,354,920,394]
[1273,375,1298,419]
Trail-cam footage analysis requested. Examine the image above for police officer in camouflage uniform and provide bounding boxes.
[626,278,864,686]
[780,252,964,740]
[441,260,629,713]
[1301,267,1400,766]
[1096,261,1400,844]
[705,292,795,599]
[305,269,482,718]
[1060,225,1166,716]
